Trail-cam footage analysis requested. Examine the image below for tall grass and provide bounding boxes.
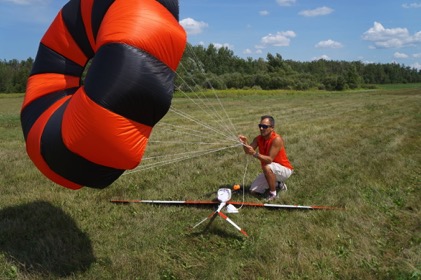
[0,87,420,279]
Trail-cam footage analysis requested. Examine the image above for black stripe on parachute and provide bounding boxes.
[20,88,78,141]
[30,43,84,76]
[156,0,180,21]
[91,0,116,42]
[41,99,125,188]
[62,0,95,60]
[84,43,175,126]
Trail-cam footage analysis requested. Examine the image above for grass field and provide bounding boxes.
[0,86,420,279]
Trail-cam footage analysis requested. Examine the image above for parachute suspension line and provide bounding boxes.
[169,107,237,142]
[150,122,231,143]
[142,145,240,160]
[147,140,234,146]
[237,154,250,209]
[172,70,226,124]
[175,44,239,139]
[124,44,243,176]
[174,44,250,205]
[171,79,237,142]
[158,108,238,146]
[124,144,241,174]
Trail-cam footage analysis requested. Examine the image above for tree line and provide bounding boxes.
[176,44,421,91]
[0,58,33,93]
[1,43,420,93]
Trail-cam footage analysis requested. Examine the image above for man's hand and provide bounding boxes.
[243,144,255,155]
[238,135,248,145]
[238,135,255,155]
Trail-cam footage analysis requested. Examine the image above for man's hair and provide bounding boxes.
[260,115,275,127]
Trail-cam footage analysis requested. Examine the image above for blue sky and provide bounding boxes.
[1,0,420,69]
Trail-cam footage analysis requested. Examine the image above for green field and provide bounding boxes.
[0,86,420,279]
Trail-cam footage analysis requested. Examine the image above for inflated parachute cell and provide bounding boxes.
[20,0,187,189]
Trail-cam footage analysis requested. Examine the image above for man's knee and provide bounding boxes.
[261,164,273,175]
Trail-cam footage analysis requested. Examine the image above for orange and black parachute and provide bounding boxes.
[20,0,186,190]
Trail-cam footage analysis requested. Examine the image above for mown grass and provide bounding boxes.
[0,86,420,279]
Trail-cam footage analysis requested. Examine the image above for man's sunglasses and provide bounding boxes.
[258,124,271,129]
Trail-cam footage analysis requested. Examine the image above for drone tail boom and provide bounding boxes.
[227,201,343,210]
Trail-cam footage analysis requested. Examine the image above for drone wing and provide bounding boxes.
[110,199,343,210]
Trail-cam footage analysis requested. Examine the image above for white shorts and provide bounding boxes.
[250,162,293,194]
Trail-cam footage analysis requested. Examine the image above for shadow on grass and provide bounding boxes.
[0,200,95,277]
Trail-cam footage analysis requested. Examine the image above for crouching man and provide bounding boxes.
[239,115,293,201]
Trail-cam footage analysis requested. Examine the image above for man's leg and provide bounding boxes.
[249,173,268,194]
[271,163,293,191]
[271,163,293,183]
[262,164,276,192]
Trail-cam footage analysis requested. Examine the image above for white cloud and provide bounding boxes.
[1,0,30,4]
[312,55,331,61]
[258,31,296,48]
[413,53,421,58]
[243,49,253,55]
[299,6,333,17]
[259,10,269,16]
[213,43,233,50]
[362,60,375,65]
[0,0,49,5]
[276,0,296,7]
[180,18,208,35]
[362,21,421,48]
[411,62,421,70]
[315,39,343,49]
[0,0,55,24]
[402,2,421,8]
[394,52,409,58]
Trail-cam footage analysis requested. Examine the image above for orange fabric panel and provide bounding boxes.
[41,10,88,66]
[81,0,96,51]
[23,74,80,110]
[26,96,82,190]
[96,0,186,71]
[62,88,152,169]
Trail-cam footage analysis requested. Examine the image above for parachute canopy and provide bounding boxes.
[20,0,187,189]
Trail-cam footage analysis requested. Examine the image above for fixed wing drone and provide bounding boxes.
[111,187,342,237]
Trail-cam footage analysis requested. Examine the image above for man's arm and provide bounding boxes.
[268,136,283,161]
[257,136,282,165]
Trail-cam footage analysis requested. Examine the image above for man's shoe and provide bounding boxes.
[276,181,287,192]
[265,192,278,201]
